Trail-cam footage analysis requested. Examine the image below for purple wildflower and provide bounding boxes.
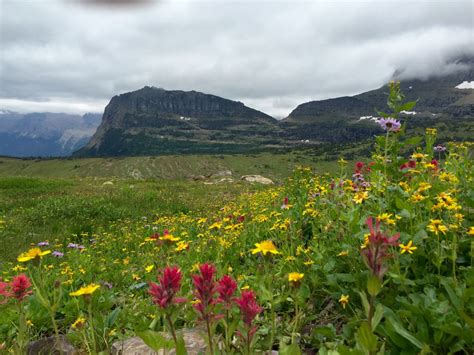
[377,118,401,132]
[37,241,49,247]
[67,243,79,249]
[52,251,64,258]
[102,281,113,289]
[78,245,85,250]
[434,145,446,152]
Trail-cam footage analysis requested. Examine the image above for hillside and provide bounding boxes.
[75,87,284,157]
[0,111,101,157]
[281,62,474,142]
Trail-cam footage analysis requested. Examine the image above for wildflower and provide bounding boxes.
[9,274,32,301]
[399,240,417,254]
[377,213,396,226]
[377,118,401,132]
[17,248,51,263]
[148,266,186,309]
[353,191,369,204]
[339,294,349,309]
[338,157,347,165]
[158,231,180,245]
[175,241,189,252]
[288,272,304,287]
[37,241,49,247]
[217,275,237,306]
[67,243,79,249]
[145,265,154,273]
[400,160,416,171]
[427,219,448,236]
[426,128,437,135]
[192,263,219,318]
[52,251,64,258]
[338,251,349,257]
[251,240,280,256]
[361,217,400,279]
[468,227,474,236]
[434,145,446,152]
[71,317,86,330]
[26,320,33,327]
[235,290,263,327]
[69,284,100,297]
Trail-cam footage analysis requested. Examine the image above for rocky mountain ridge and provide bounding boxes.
[0,112,101,157]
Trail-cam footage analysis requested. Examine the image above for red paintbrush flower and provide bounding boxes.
[10,274,32,301]
[149,266,186,309]
[235,290,263,327]
[192,263,219,318]
[361,217,399,279]
[217,275,237,307]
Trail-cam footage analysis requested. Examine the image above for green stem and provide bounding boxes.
[384,130,390,177]
[291,301,299,344]
[205,317,214,355]
[88,300,97,354]
[165,313,178,351]
[17,302,26,353]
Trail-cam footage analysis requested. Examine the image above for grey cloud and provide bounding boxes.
[0,0,473,118]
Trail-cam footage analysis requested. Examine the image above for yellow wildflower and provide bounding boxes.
[17,248,51,263]
[288,272,304,283]
[251,240,280,255]
[353,191,369,204]
[145,265,154,273]
[399,240,417,254]
[427,219,448,236]
[175,241,190,252]
[339,294,349,309]
[377,213,396,226]
[468,227,474,236]
[69,284,100,297]
[71,317,86,330]
[337,251,349,257]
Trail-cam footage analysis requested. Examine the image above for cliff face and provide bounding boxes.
[77,87,282,156]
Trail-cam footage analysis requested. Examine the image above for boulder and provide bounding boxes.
[27,335,78,355]
[241,175,274,185]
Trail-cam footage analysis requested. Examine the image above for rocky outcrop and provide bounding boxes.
[241,175,274,185]
[76,87,283,157]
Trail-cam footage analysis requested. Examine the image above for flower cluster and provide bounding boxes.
[0,274,32,303]
[149,266,186,309]
[361,217,400,279]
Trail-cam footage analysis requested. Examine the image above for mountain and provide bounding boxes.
[75,87,283,156]
[280,61,474,142]
[0,112,101,157]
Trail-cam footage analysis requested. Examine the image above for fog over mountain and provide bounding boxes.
[0,0,473,118]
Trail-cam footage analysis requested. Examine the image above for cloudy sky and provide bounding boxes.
[0,0,473,118]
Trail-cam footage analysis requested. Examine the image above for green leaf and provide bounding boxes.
[355,322,377,352]
[371,304,384,331]
[367,276,381,297]
[279,343,302,355]
[386,317,423,349]
[105,308,120,329]
[358,291,370,317]
[175,335,187,355]
[137,330,174,351]
[399,100,418,112]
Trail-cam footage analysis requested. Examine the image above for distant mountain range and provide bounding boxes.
[1,60,473,158]
[0,111,101,157]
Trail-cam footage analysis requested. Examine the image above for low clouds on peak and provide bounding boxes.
[0,0,472,117]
